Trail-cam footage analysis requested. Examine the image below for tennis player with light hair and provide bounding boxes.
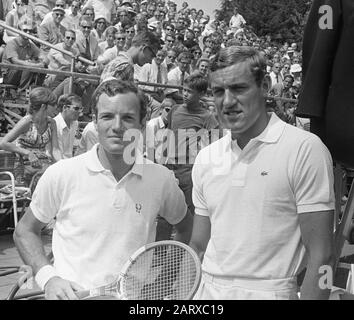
[13,79,193,300]
[189,46,335,300]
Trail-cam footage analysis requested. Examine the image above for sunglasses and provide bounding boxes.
[166,28,173,31]
[168,56,176,59]
[194,51,201,55]
[116,37,126,40]
[68,105,83,111]
[56,4,65,7]
[82,25,92,29]
[65,36,75,40]
[166,39,174,43]
[55,13,64,17]
[126,30,135,34]
[22,28,34,33]
[85,13,94,16]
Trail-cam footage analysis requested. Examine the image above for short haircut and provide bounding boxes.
[28,87,57,114]
[177,51,191,62]
[57,94,82,112]
[91,79,148,123]
[131,30,161,53]
[184,72,208,94]
[210,46,266,87]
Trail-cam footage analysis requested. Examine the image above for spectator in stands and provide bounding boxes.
[81,5,95,22]
[61,0,81,30]
[39,0,66,26]
[0,87,61,186]
[4,0,28,42]
[92,16,108,43]
[38,6,66,53]
[82,0,114,24]
[98,26,117,53]
[100,30,161,81]
[165,48,177,72]
[139,49,168,119]
[2,16,47,93]
[53,94,83,159]
[196,57,210,77]
[123,22,136,50]
[75,116,98,155]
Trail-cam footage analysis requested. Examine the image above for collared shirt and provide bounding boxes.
[61,9,81,30]
[54,113,78,159]
[2,37,40,63]
[38,20,66,52]
[76,121,98,155]
[30,144,187,289]
[166,67,189,95]
[229,13,246,32]
[192,113,334,285]
[138,60,168,92]
[48,43,79,71]
[146,116,166,164]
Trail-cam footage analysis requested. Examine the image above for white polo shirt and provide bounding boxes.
[30,144,187,289]
[54,113,78,159]
[192,113,334,284]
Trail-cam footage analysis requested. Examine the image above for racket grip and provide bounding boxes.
[75,290,91,300]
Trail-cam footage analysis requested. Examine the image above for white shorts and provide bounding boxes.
[193,273,299,300]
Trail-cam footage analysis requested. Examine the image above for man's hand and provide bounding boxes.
[44,276,84,300]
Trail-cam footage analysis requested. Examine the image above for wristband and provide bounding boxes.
[35,265,59,290]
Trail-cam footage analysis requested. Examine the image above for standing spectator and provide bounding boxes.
[229,7,246,34]
[53,94,83,159]
[269,62,283,88]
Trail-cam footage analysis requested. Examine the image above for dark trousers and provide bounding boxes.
[4,69,45,91]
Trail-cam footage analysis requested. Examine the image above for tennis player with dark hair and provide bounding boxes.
[13,79,193,300]
[189,46,335,300]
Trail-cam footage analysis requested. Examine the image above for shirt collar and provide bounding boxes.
[85,144,144,177]
[55,113,68,131]
[223,112,286,151]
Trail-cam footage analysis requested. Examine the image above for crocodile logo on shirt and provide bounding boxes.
[261,171,268,176]
[136,203,142,214]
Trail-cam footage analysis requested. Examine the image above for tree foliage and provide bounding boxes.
[215,0,312,43]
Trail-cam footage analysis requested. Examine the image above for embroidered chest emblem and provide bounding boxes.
[135,203,142,214]
[261,171,268,176]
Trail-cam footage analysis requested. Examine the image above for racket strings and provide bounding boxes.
[122,244,198,300]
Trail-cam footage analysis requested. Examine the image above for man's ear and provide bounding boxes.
[261,76,271,94]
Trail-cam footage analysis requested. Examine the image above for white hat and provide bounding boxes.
[52,6,65,14]
[290,63,302,73]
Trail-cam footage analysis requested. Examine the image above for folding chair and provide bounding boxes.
[0,150,39,230]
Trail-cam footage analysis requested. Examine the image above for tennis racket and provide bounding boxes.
[75,240,202,300]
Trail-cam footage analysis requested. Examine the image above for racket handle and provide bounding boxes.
[75,290,91,300]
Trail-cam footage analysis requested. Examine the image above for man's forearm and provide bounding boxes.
[13,228,51,275]
[300,255,335,300]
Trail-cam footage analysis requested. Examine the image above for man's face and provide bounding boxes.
[20,25,34,42]
[186,30,194,41]
[154,51,165,65]
[97,92,142,156]
[84,9,94,20]
[183,85,200,106]
[64,31,76,48]
[81,21,92,37]
[178,58,190,73]
[64,100,83,121]
[125,27,135,40]
[53,10,65,24]
[166,51,176,64]
[56,0,66,8]
[147,6,155,17]
[283,76,294,89]
[204,47,212,57]
[106,32,116,46]
[273,63,281,74]
[71,1,80,14]
[140,3,147,11]
[193,28,201,37]
[115,33,126,50]
[198,61,209,75]
[210,61,267,139]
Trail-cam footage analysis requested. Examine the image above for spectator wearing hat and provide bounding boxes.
[2,15,47,92]
[92,16,108,42]
[229,7,246,34]
[82,0,114,23]
[39,0,66,26]
[38,6,66,53]
[139,0,148,13]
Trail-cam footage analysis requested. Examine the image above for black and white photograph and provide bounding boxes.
[0,0,353,304]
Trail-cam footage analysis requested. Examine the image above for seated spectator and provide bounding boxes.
[100,30,161,81]
[73,16,100,61]
[0,87,61,186]
[61,0,81,30]
[4,0,28,42]
[96,30,126,66]
[92,16,108,43]
[98,26,117,53]
[45,29,80,90]
[195,57,209,77]
[38,6,66,53]
[53,94,83,159]
[2,16,47,93]
[123,22,136,50]
[83,0,114,24]
[39,0,66,26]
[190,44,202,72]
[164,48,177,72]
